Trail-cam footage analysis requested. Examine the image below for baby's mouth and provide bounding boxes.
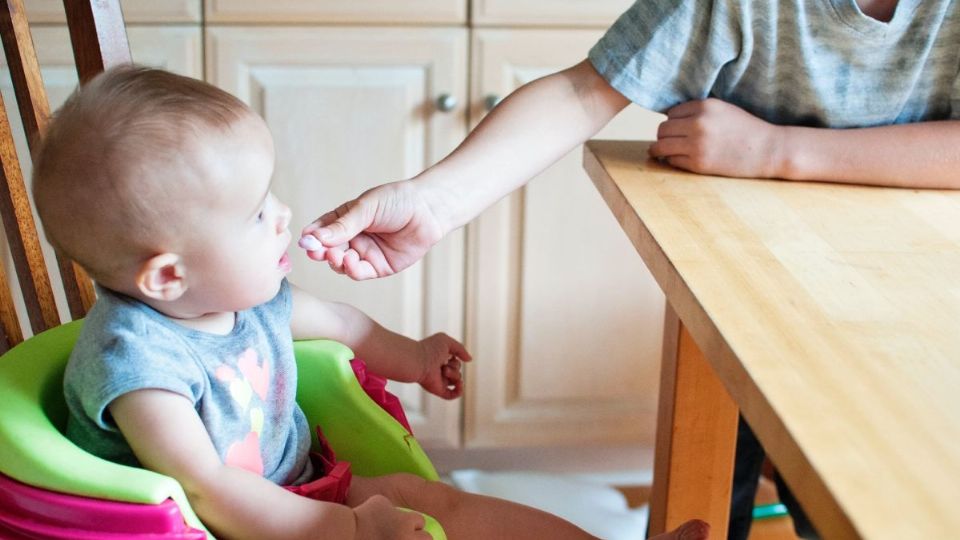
[278,252,292,273]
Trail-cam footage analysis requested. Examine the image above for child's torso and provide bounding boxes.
[63,281,313,485]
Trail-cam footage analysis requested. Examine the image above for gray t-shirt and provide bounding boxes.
[64,279,313,485]
[589,0,960,127]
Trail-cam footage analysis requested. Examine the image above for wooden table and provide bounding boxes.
[583,140,960,539]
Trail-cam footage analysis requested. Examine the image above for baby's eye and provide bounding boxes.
[255,210,265,223]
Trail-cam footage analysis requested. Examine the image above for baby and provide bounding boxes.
[33,65,709,540]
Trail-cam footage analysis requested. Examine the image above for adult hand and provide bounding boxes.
[300,180,445,280]
[649,98,786,179]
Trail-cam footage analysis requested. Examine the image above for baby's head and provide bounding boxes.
[34,65,293,315]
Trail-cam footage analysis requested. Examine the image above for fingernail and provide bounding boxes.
[298,235,322,251]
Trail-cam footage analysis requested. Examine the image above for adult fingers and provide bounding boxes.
[648,137,689,159]
[302,209,339,232]
[664,99,706,119]
[315,200,374,247]
[665,155,697,173]
[300,208,342,246]
[298,235,327,260]
[349,235,397,278]
[323,243,348,268]
[656,117,698,139]
[342,248,381,281]
[304,245,328,262]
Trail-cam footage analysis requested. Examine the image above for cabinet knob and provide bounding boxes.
[435,93,458,112]
[484,94,502,111]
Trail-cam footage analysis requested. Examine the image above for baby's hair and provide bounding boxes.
[32,64,253,287]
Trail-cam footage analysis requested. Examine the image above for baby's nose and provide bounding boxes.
[277,204,292,232]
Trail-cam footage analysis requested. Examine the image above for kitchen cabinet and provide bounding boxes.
[25,0,201,23]
[472,0,634,27]
[205,0,465,24]
[465,28,665,448]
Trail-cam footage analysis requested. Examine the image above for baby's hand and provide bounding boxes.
[417,332,472,399]
[353,494,429,540]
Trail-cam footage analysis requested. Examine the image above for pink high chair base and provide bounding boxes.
[0,472,206,540]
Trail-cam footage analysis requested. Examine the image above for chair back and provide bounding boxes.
[0,0,131,353]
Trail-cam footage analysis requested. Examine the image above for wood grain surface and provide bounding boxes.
[584,140,960,539]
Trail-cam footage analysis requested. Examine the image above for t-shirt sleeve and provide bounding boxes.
[66,321,205,432]
[588,0,741,112]
[952,73,960,120]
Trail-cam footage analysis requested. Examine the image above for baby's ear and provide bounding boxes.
[136,253,188,301]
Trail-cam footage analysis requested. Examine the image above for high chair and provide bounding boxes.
[0,1,444,538]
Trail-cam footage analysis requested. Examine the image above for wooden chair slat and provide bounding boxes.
[58,0,132,318]
[0,90,60,337]
[63,0,131,82]
[0,0,133,342]
[59,259,94,319]
[0,251,23,353]
[0,0,47,150]
[0,0,95,321]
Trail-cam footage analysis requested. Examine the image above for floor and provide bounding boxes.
[615,477,799,540]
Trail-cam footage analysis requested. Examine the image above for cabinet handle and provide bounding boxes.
[435,93,458,112]
[484,94,502,112]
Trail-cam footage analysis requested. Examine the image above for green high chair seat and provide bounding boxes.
[0,320,445,539]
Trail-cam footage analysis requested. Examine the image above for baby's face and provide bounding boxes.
[179,115,292,312]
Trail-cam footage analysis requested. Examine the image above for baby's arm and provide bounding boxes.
[290,284,470,399]
[109,389,426,539]
[650,98,960,189]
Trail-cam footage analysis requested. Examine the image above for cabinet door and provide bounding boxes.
[207,27,468,448]
[205,1,465,25]
[0,25,202,332]
[25,0,201,23]
[472,0,633,27]
[465,29,666,448]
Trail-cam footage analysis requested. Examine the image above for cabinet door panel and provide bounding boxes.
[26,0,201,23]
[207,27,467,448]
[0,26,202,335]
[472,0,633,27]
[466,29,666,447]
[206,0,465,24]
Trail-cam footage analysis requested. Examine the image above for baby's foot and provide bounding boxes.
[650,519,710,540]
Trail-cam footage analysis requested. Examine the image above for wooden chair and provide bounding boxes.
[0,2,444,538]
[0,0,124,353]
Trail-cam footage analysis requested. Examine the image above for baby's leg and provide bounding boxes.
[348,474,709,540]
[348,474,592,539]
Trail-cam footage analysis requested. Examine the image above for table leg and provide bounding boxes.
[648,304,739,538]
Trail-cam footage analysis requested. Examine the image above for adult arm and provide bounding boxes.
[650,98,960,189]
[301,59,629,279]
